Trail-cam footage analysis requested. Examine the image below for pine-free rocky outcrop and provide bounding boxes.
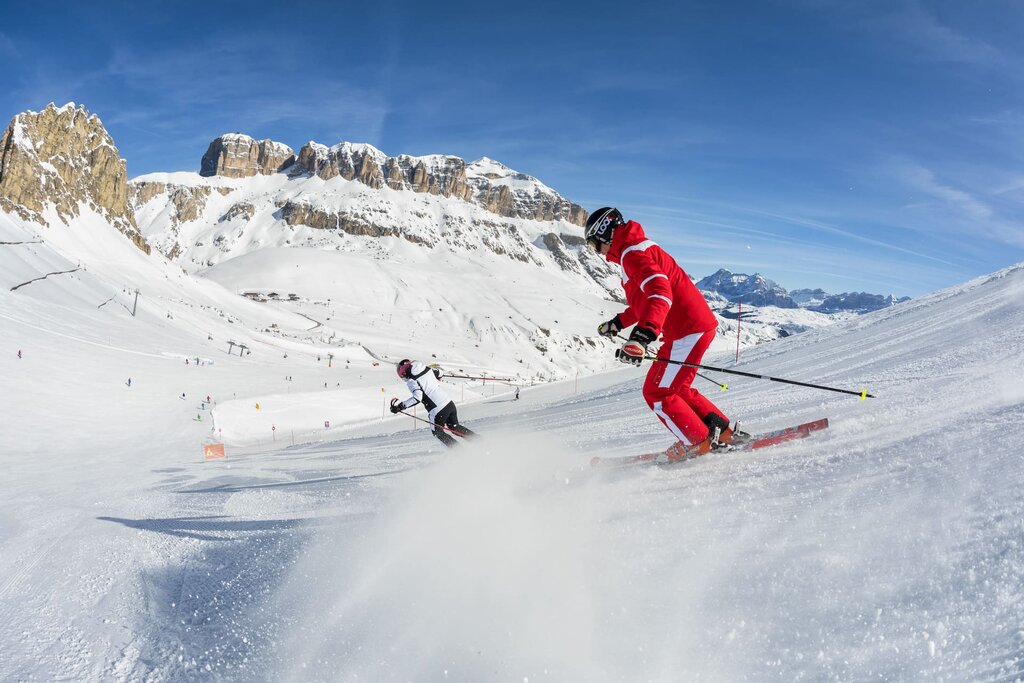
[199,134,295,178]
[0,103,149,253]
[194,134,588,227]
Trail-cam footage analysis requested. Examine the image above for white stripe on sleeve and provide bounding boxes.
[619,240,657,284]
[639,273,668,292]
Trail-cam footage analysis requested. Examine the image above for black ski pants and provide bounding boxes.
[432,401,476,447]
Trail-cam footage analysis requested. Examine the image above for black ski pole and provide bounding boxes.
[645,356,874,399]
[699,372,728,391]
[396,409,468,437]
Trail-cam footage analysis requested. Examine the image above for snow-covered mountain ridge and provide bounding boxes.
[698,267,910,314]
[131,132,902,353]
[193,132,587,225]
[130,132,618,309]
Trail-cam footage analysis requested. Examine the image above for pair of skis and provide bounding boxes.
[590,417,830,468]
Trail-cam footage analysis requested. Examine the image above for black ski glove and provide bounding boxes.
[390,398,403,414]
[597,315,623,338]
[617,326,657,366]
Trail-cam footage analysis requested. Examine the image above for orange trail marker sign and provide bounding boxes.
[203,443,225,461]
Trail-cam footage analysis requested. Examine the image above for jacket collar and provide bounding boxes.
[605,220,646,264]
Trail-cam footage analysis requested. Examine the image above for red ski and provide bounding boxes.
[590,418,829,468]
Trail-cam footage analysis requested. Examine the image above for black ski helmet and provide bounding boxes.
[585,207,624,250]
[397,359,412,378]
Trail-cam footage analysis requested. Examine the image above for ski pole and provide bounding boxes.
[442,373,515,383]
[615,334,726,391]
[396,409,468,437]
[643,355,874,399]
[699,372,728,391]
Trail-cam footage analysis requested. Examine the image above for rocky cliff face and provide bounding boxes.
[198,134,587,227]
[0,103,149,253]
[290,141,477,202]
[129,181,232,225]
[466,158,587,225]
[275,199,433,246]
[200,134,295,178]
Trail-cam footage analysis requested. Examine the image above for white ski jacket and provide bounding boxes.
[399,361,452,417]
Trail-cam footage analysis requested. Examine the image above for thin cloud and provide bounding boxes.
[99,38,392,146]
[897,4,1004,66]
[629,194,960,267]
[0,32,18,58]
[887,160,1024,249]
[897,164,993,221]
[991,174,1024,197]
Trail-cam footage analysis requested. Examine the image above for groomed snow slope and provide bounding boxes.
[1,259,1022,680]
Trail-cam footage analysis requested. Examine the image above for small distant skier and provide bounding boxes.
[127,378,132,387]
[17,349,22,359]
[586,207,748,459]
[391,359,476,447]
[515,387,520,400]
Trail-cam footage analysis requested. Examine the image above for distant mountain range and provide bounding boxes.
[696,269,909,314]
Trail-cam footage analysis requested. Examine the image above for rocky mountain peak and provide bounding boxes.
[196,130,588,226]
[289,140,473,198]
[700,270,910,314]
[465,157,586,225]
[0,102,149,253]
[199,134,296,178]
[467,157,514,179]
[696,268,797,308]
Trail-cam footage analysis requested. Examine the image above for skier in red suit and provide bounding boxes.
[586,207,747,458]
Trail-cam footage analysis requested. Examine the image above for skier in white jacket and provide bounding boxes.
[391,359,477,447]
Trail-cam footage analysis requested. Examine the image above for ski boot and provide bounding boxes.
[718,423,751,447]
[659,432,716,464]
[703,413,750,448]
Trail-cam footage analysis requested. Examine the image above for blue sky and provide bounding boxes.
[2,0,1022,296]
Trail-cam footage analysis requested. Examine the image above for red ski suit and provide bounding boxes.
[606,220,728,445]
